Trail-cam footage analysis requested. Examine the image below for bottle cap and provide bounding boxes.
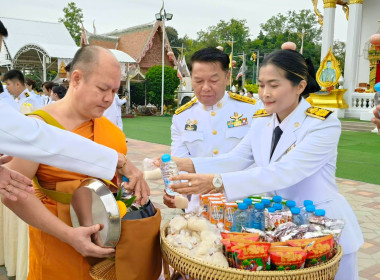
[238,203,248,210]
[261,199,271,206]
[291,207,300,214]
[315,209,325,216]
[267,207,276,213]
[273,203,282,210]
[304,200,313,207]
[286,200,296,208]
[273,196,282,203]
[243,198,252,206]
[254,203,264,210]
[161,154,171,163]
[122,176,129,182]
[306,205,315,212]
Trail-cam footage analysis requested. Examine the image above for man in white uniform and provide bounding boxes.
[4,70,40,113]
[104,94,127,130]
[0,83,18,110]
[165,47,260,211]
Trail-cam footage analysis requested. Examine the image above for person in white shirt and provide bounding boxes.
[50,85,67,103]
[104,94,127,130]
[42,81,55,105]
[4,70,41,113]
[0,82,18,110]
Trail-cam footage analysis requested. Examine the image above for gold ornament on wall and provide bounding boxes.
[316,47,342,89]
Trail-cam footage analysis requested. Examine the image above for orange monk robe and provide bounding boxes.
[28,115,127,280]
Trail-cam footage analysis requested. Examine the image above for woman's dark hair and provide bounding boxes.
[261,50,320,98]
[25,78,37,89]
[52,85,67,99]
[190,47,230,72]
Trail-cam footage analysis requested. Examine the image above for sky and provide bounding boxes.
[1,0,349,42]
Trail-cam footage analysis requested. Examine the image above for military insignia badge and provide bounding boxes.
[185,119,198,131]
[227,112,248,128]
[24,92,30,98]
[305,107,333,120]
[252,109,270,118]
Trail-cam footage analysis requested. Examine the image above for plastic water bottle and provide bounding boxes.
[232,203,249,232]
[261,198,271,208]
[243,198,253,209]
[251,203,265,230]
[314,209,326,217]
[303,205,316,224]
[273,203,283,211]
[273,196,282,204]
[303,200,313,208]
[160,154,180,196]
[285,200,296,211]
[291,207,305,226]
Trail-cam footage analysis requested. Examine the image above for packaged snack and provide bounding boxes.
[224,202,238,231]
[234,242,271,271]
[265,209,292,230]
[241,227,266,241]
[269,246,307,270]
[209,200,224,225]
[200,194,224,218]
[304,235,335,267]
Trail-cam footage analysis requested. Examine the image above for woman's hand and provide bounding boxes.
[170,173,214,195]
[154,156,195,173]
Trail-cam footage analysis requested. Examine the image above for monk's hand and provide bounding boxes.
[117,157,150,205]
[170,173,214,195]
[0,155,34,201]
[163,190,176,208]
[68,224,115,258]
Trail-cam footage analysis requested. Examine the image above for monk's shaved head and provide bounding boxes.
[71,45,118,79]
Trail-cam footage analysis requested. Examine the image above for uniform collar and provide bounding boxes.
[18,89,30,100]
[202,91,227,111]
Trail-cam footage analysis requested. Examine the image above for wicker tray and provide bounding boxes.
[161,222,343,280]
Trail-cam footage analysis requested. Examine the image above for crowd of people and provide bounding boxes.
[0,17,379,280]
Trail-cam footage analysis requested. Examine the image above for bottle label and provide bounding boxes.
[164,178,180,196]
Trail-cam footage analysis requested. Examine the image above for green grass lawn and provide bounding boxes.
[123,116,380,185]
[339,118,371,123]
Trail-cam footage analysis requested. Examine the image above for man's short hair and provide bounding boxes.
[71,46,102,77]
[0,20,8,37]
[4,70,25,84]
[190,47,230,72]
[65,62,72,73]
[42,81,56,91]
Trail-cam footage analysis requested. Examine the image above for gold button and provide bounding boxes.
[217,102,223,108]
[213,149,219,155]
[211,111,216,116]
[212,130,217,135]
[294,122,300,128]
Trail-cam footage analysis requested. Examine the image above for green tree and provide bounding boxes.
[250,9,322,69]
[166,26,182,57]
[145,65,180,109]
[59,2,84,46]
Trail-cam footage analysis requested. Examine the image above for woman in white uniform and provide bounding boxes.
[168,49,363,280]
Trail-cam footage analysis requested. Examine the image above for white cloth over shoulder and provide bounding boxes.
[0,101,118,179]
[0,89,18,111]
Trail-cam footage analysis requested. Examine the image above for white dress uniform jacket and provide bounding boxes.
[16,89,41,113]
[104,95,127,131]
[0,101,118,180]
[193,98,363,256]
[0,88,18,111]
[171,92,260,211]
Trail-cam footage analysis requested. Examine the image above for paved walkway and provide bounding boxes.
[1,138,379,280]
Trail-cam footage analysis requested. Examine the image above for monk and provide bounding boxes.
[2,46,148,279]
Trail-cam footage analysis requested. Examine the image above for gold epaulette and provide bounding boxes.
[252,109,271,118]
[228,92,257,105]
[175,97,198,115]
[305,106,333,120]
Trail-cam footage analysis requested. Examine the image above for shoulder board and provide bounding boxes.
[305,106,333,120]
[228,92,256,105]
[252,109,271,118]
[24,92,30,98]
[175,97,198,115]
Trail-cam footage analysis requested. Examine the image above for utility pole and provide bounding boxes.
[229,38,234,90]
[242,51,246,88]
[256,50,260,84]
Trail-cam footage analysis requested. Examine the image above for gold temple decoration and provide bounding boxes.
[316,47,342,89]
[323,0,337,9]
[312,0,324,26]
[349,0,363,4]
[306,89,349,109]
[368,45,380,92]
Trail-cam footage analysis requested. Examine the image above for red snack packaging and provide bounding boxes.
[234,242,271,271]
[269,246,307,270]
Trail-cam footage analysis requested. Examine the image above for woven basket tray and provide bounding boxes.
[161,222,343,280]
